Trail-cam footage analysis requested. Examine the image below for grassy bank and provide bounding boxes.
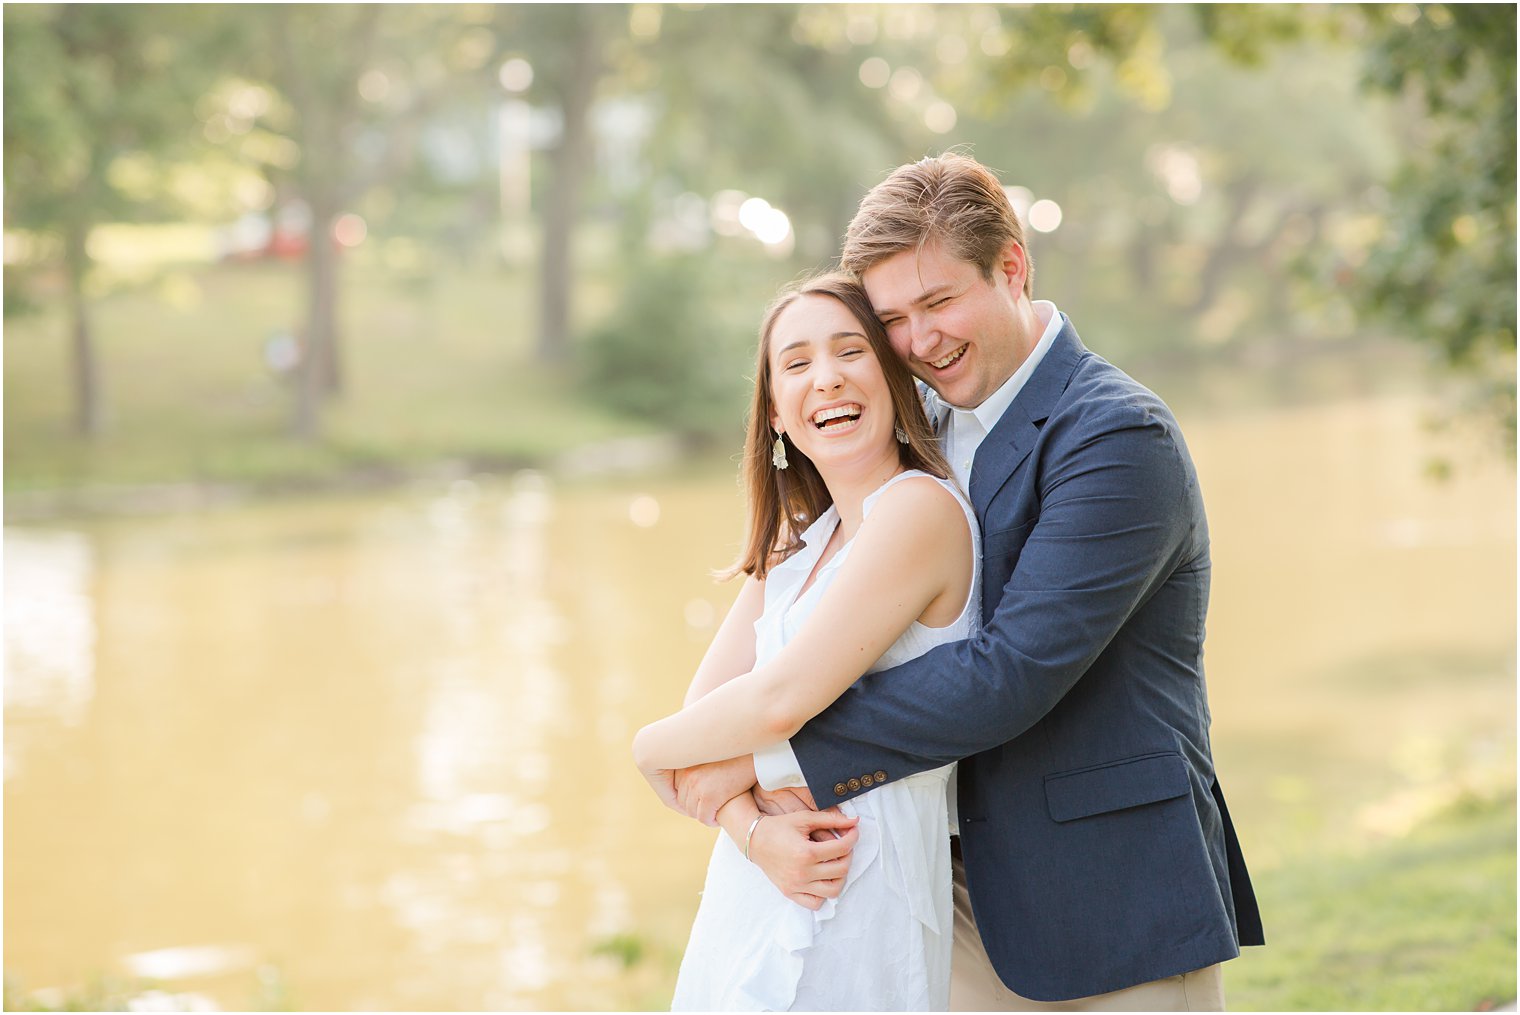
[580,787,1517,1011]
[1228,787,1516,1011]
[5,249,1449,509]
[4,258,661,498]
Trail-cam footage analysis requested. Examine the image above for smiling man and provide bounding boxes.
[670,153,1263,1010]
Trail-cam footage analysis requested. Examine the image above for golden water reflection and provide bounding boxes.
[3,396,1513,1010]
[4,466,742,1010]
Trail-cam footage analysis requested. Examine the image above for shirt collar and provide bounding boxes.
[953,300,1063,432]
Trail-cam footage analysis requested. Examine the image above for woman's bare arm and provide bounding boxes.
[633,478,971,771]
[682,575,765,706]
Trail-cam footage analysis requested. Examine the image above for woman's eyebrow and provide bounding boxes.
[775,331,865,355]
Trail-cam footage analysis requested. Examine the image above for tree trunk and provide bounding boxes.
[313,200,342,396]
[294,189,338,440]
[537,15,604,364]
[1190,177,1259,314]
[63,219,102,438]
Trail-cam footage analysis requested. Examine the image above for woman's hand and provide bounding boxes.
[746,808,859,911]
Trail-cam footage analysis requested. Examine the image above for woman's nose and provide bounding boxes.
[808,357,845,388]
[813,365,844,391]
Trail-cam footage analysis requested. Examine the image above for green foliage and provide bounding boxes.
[1358,4,1517,447]
[2,6,236,231]
[4,4,1513,459]
[635,5,905,263]
[590,932,647,969]
[577,254,764,438]
[1,259,646,495]
[1228,787,1516,1011]
[940,8,1397,362]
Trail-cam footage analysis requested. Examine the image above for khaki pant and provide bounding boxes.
[950,851,1225,1011]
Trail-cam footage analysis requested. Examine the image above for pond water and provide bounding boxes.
[5,396,1513,1010]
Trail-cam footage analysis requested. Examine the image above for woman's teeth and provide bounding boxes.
[812,404,862,430]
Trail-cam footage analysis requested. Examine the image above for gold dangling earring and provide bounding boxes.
[772,430,789,470]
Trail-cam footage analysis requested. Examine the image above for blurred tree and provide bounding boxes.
[927,7,1394,360]
[2,5,232,437]
[580,252,757,436]
[1359,4,1516,445]
[268,3,378,421]
[637,4,906,263]
[220,5,494,439]
[494,5,627,365]
[940,3,1513,436]
[571,4,921,433]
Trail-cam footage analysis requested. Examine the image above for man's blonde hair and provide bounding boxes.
[841,152,1033,296]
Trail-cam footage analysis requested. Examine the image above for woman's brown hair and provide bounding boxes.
[726,272,950,580]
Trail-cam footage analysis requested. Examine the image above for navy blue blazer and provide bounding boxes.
[789,317,1263,1002]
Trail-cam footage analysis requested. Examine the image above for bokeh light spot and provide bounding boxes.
[498,58,533,93]
[629,496,660,528]
[888,66,923,102]
[1027,200,1063,233]
[334,214,367,247]
[924,101,957,134]
[858,57,890,89]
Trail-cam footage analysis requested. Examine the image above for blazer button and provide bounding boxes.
[834,783,848,797]
[848,777,861,791]
[874,770,887,783]
[861,774,874,787]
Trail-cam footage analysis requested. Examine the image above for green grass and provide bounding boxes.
[609,789,1517,1012]
[3,967,294,1012]
[1228,787,1517,1011]
[4,256,654,497]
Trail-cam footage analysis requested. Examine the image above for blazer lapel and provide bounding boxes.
[968,317,1087,515]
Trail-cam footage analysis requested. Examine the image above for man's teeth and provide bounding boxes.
[812,404,862,428]
[931,345,968,369]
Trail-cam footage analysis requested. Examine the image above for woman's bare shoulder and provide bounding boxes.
[865,474,972,548]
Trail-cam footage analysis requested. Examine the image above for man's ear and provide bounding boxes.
[996,240,1028,295]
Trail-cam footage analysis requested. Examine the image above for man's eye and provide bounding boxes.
[929,296,951,308]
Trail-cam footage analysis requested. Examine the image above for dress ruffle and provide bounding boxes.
[732,803,883,1009]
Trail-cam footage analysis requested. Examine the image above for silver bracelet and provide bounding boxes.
[744,814,766,861]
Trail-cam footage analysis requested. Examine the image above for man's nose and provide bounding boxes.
[909,315,938,357]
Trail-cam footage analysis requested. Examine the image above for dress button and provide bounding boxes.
[861,774,874,787]
[848,777,861,792]
[834,782,848,797]
[874,770,887,782]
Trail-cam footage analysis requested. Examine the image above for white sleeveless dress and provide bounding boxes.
[671,471,981,1012]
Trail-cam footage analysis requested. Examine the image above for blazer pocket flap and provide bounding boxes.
[1044,753,1190,823]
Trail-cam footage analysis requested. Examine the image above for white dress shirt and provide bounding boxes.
[753,302,1065,799]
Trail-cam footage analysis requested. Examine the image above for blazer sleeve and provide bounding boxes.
[790,408,1199,803]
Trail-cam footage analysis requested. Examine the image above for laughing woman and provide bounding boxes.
[633,273,980,1011]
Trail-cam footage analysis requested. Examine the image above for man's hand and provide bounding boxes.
[639,766,680,813]
[747,809,860,910]
[673,756,759,826]
[753,784,818,816]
